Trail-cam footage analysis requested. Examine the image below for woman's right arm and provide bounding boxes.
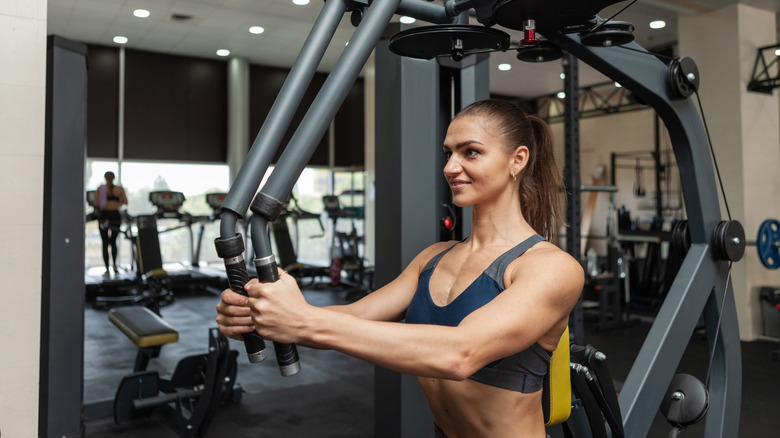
[215,240,455,340]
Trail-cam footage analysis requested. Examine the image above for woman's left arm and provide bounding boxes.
[247,246,583,380]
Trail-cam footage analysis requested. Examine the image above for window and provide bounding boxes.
[85,161,366,275]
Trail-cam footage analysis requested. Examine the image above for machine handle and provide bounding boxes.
[255,255,302,376]
[215,235,268,364]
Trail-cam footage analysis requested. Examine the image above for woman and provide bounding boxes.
[94,171,128,274]
[216,100,583,437]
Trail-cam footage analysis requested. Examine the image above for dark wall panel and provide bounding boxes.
[86,45,119,158]
[248,66,329,166]
[335,78,364,167]
[124,49,227,162]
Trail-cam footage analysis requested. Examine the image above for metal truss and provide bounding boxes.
[747,43,780,94]
[537,80,647,122]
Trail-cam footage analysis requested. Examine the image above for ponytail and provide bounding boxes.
[521,115,565,241]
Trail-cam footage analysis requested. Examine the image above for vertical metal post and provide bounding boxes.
[654,114,663,219]
[374,22,440,438]
[562,51,585,345]
[41,35,87,438]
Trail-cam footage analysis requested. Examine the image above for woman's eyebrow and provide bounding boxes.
[443,140,484,150]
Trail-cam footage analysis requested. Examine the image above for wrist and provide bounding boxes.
[302,306,331,348]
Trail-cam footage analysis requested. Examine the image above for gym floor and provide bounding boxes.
[83,286,780,438]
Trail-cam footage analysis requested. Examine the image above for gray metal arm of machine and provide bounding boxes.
[542,31,741,438]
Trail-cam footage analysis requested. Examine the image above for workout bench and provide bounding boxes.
[108,306,179,372]
[85,306,240,437]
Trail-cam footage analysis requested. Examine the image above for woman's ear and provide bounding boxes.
[511,145,530,176]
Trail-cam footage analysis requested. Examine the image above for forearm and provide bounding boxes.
[300,307,473,380]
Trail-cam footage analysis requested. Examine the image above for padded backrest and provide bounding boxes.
[543,326,572,427]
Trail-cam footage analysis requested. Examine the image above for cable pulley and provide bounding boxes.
[667,57,700,99]
[579,21,635,47]
[387,25,510,61]
[516,41,563,63]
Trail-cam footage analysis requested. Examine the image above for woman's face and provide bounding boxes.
[442,116,517,207]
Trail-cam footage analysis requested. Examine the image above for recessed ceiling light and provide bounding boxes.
[615,82,622,88]
[113,36,128,44]
[560,73,566,80]
[292,0,310,5]
[775,49,780,56]
[649,20,666,29]
[249,26,265,34]
[133,9,150,18]
[216,49,231,57]
[498,63,511,71]
[557,91,566,99]
[399,16,416,24]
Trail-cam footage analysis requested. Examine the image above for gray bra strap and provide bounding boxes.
[422,244,458,272]
[483,234,545,289]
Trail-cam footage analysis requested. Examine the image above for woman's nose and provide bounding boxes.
[443,155,460,176]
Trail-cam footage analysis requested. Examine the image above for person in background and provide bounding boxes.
[94,171,128,275]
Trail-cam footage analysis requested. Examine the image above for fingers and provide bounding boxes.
[217,287,255,341]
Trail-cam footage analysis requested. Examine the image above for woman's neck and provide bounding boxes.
[467,199,534,247]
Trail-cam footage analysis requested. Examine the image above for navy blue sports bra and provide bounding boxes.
[406,234,552,393]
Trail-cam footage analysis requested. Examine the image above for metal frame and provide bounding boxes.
[747,43,780,94]
[216,1,740,437]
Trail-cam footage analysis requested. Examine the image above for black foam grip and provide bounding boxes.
[255,257,301,376]
[215,235,267,363]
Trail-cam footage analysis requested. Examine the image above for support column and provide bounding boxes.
[679,4,780,341]
[562,52,585,345]
[40,35,87,438]
[227,57,250,182]
[374,23,440,438]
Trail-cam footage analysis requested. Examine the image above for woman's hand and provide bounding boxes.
[215,288,256,341]
[245,269,314,345]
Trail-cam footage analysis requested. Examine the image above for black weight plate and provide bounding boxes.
[114,371,159,424]
[388,25,510,60]
[757,219,780,269]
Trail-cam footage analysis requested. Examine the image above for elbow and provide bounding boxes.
[439,349,482,381]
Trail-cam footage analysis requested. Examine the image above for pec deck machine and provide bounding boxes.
[214,1,743,437]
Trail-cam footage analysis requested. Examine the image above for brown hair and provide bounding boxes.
[453,99,565,240]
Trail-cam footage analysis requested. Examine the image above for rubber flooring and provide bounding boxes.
[82,288,780,437]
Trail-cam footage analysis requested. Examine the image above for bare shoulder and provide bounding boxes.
[509,241,584,294]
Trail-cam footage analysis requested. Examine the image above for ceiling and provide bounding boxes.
[48,0,779,99]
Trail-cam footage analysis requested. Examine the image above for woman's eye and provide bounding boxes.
[465,149,479,157]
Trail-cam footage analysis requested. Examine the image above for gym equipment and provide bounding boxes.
[211,0,742,436]
[566,344,625,438]
[270,196,329,286]
[83,305,239,437]
[659,374,710,437]
[85,190,144,306]
[148,190,228,294]
[388,25,510,62]
[322,194,368,291]
[542,327,572,427]
[756,219,780,269]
